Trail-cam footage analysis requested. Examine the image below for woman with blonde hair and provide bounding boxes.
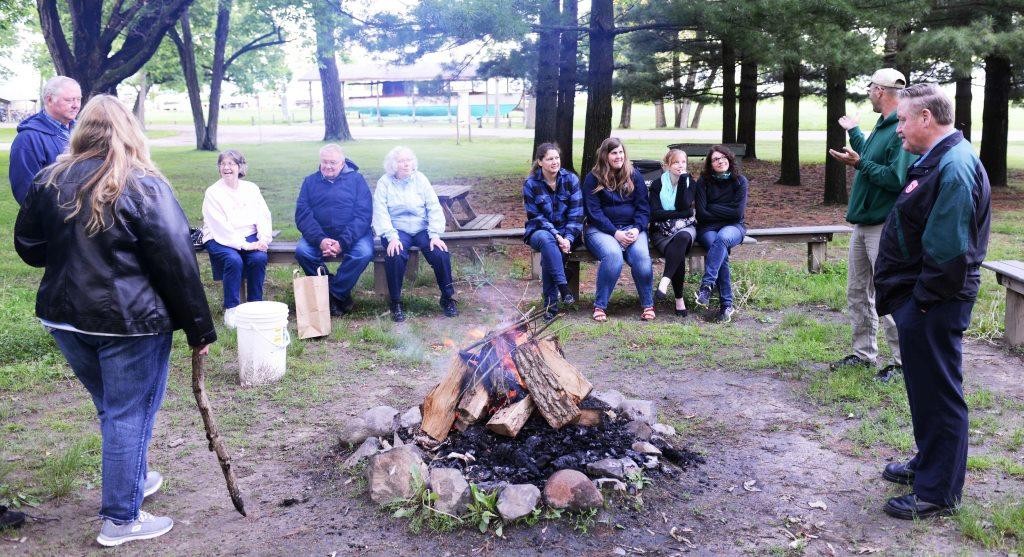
[649,148,696,316]
[201,149,272,328]
[582,137,654,321]
[15,95,216,547]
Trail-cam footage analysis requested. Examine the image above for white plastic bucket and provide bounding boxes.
[234,301,291,386]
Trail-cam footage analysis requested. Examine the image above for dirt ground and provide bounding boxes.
[4,164,1024,556]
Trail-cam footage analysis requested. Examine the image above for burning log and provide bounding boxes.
[513,340,580,429]
[455,383,489,431]
[486,395,535,437]
[572,408,604,427]
[535,336,592,401]
[420,358,470,442]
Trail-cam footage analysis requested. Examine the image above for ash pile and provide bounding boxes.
[338,311,703,521]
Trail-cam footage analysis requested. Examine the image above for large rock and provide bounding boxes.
[652,423,676,437]
[590,389,624,410]
[625,420,653,441]
[496,484,541,521]
[366,446,428,504]
[631,441,662,456]
[586,457,640,480]
[543,469,604,510]
[342,436,381,469]
[620,399,656,425]
[400,406,422,429]
[364,406,400,436]
[339,417,372,447]
[429,468,470,515]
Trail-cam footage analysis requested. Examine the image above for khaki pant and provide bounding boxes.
[847,223,901,366]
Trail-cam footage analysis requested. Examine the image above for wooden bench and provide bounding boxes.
[981,260,1024,348]
[261,229,524,295]
[746,225,852,273]
[666,143,747,158]
[434,184,504,231]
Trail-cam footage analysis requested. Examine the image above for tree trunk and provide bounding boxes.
[777,63,801,185]
[653,99,666,128]
[736,58,757,159]
[619,95,632,129]
[200,0,232,152]
[954,73,972,142]
[824,66,848,205]
[36,0,193,101]
[314,0,352,141]
[981,53,1009,188]
[132,70,150,129]
[555,0,578,172]
[672,48,683,128]
[689,63,718,129]
[169,13,207,149]
[533,0,561,154]
[677,59,698,129]
[721,40,736,144]
[884,25,912,81]
[581,0,614,174]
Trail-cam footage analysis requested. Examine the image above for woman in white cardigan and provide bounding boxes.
[201,149,272,327]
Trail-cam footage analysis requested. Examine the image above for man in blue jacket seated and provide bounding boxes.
[9,76,81,206]
[294,143,375,316]
[874,83,991,520]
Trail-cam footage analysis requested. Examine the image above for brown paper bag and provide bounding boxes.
[293,268,331,339]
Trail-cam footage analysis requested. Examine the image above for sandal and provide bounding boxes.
[592,307,608,322]
[641,307,656,321]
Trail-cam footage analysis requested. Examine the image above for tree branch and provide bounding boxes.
[223,26,287,70]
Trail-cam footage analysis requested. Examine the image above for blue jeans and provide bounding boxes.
[382,230,454,303]
[529,231,570,308]
[698,225,744,307]
[295,234,374,301]
[204,233,268,308]
[585,229,653,309]
[50,330,172,524]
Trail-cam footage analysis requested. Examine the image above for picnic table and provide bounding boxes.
[434,184,504,231]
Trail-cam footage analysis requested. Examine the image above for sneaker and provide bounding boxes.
[223,307,238,329]
[440,298,459,318]
[695,284,712,307]
[829,354,873,370]
[330,295,353,317]
[143,470,163,499]
[96,511,173,547]
[389,301,405,322]
[718,306,736,323]
[0,505,26,529]
[876,364,903,383]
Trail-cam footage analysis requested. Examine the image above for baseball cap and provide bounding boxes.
[870,68,907,89]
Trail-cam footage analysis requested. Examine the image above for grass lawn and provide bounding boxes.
[1,139,1023,552]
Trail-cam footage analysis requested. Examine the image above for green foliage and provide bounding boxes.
[954,499,1024,553]
[465,484,502,536]
[383,467,462,534]
[571,507,599,534]
[39,434,102,499]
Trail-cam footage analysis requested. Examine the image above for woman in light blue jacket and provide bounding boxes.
[373,146,457,322]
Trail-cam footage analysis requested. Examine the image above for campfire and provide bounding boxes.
[420,311,595,443]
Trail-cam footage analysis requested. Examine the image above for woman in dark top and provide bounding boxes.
[582,137,654,321]
[649,148,696,317]
[523,142,584,321]
[694,145,748,323]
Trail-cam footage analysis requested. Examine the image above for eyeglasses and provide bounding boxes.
[710,156,728,162]
[218,162,238,168]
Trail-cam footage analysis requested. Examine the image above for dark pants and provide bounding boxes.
[528,231,571,308]
[891,297,974,507]
[204,233,267,308]
[662,233,693,298]
[382,230,454,303]
[295,234,374,302]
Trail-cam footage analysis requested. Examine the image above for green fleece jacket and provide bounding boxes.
[845,111,918,225]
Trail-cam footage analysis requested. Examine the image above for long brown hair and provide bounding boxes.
[702,145,738,178]
[590,137,635,196]
[42,95,165,235]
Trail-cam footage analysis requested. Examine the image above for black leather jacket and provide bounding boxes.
[14,158,217,347]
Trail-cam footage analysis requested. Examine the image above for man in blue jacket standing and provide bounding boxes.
[9,76,81,206]
[295,144,374,315]
[874,83,991,520]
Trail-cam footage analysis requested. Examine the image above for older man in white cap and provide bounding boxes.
[828,68,917,381]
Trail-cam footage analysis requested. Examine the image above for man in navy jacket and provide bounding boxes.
[294,144,374,315]
[874,83,991,520]
[9,76,81,206]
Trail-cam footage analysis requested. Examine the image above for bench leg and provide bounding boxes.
[566,260,581,300]
[373,253,420,296]
[807,242,826,273]
[531,252,542,279]
[687,255,704,276]
[1006,289,1024,348]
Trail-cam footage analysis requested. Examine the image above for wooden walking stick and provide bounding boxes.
[191,348,247,516]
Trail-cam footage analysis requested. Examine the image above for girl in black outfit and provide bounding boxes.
[649,149,697,316]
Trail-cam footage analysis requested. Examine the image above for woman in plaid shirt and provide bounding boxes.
[522,142,583,321]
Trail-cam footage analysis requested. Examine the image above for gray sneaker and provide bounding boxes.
[718,306,736,323]
[143,470,163,499]
[96,511,173,547]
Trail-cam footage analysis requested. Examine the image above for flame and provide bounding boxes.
[443,338,456,348]
[467,328,486,340]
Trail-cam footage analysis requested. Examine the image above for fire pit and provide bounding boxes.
[346,311,703,525]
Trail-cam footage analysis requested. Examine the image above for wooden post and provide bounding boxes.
[807,241,825,273]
